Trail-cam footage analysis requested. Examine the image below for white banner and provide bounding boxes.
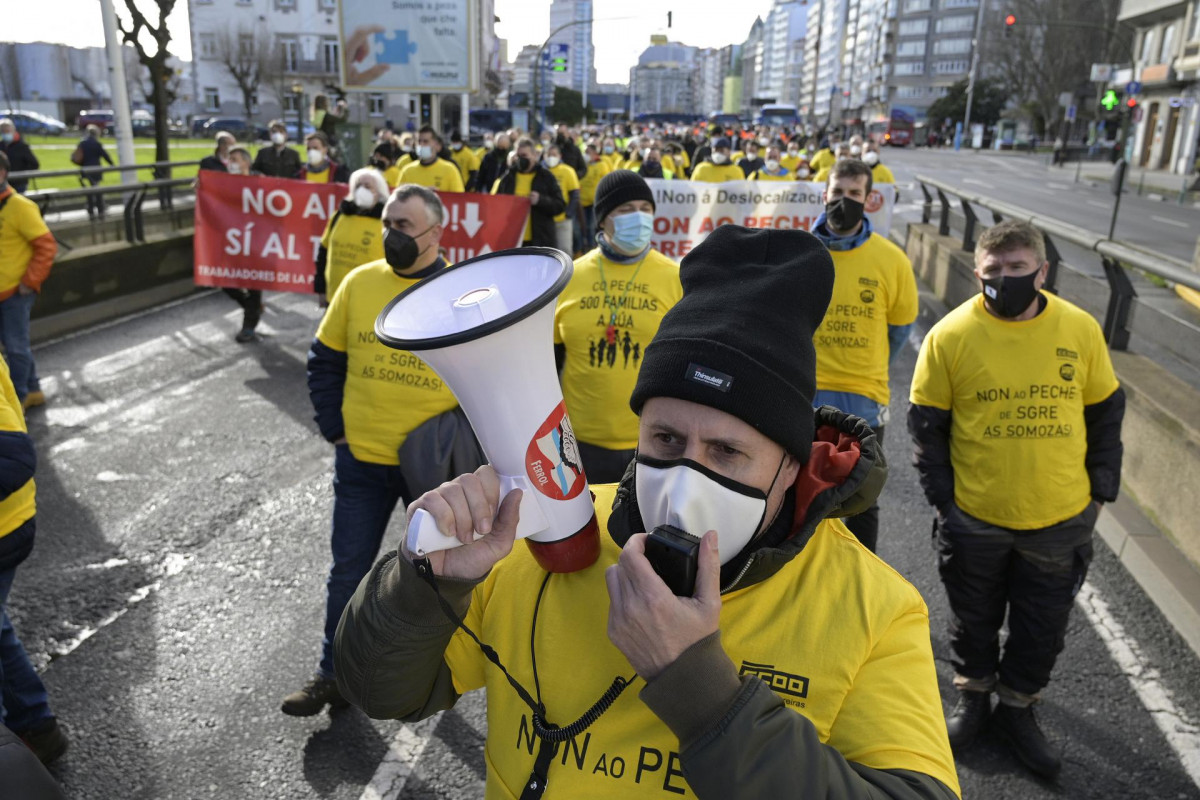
[644,180,895,261]
[338,0,478,93]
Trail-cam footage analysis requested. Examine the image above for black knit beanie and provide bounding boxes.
[593,170,655,229]
[629,225,834,460]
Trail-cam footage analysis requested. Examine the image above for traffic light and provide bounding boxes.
[1004,13,1016,37]
[551,57,568,73]
[1125,97,1138,109]
[1101,90,1120,111]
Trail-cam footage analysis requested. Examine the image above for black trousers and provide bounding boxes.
[937,502,1098,696]
[843,424,883,552]
[577,440,635,485]
[223,288,263,330]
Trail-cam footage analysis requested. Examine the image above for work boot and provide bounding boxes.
[945,689,992,749]
[991,702,1062,781]
[281,675,348,717]
[18,718,69,766]
[21,390,45,411]
[234,328,258,344]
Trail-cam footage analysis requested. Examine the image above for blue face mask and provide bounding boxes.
[0,133,12,144]
[610,210,654,255]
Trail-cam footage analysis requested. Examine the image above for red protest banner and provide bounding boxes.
[194,171,345,293]
[195,172,533,294]
[438,192,531,263]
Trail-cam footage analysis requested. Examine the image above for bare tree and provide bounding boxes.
[116,0,175,164]
[983,0,1125,137]
[217,26,276,127]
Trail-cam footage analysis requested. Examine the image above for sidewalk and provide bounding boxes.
[1077,160,1200,204]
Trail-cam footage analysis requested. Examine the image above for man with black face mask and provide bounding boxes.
[334,225,959,800]
[809,158,918,553]
[475,132,511,195]
[491,136,565,248]
[285,184,459,717]
[908,220,1125,780]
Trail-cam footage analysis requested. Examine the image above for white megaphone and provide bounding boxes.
[375,247,600,574]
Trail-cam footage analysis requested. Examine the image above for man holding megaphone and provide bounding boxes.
[335,226,960,800]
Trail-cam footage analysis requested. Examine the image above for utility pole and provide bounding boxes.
[99,0,137,186]
[960,0,986,151]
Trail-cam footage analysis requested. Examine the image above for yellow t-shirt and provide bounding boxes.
[810,148,836,172]
[602,152,623,171]
[315,260,458,464]
[444,485,961,800]
[305,168,333,183]
[549,163,580,223]
[554,248,682,449]
[814,165,833,183]
[690,162,746,183]
[398,158,465,192]
[0,357,35,538]
[579,160,611,207]
[813,233,918,405]
[318,211,385,300]
[752,169,794,181]
[781,154,804,173]
[450,146,480,185]
[871,163,896,184]
[494,172,537,243]
[396,153,414,172]
[910,292,1120,529]
[382,164,403,188]
[0,190,49,293]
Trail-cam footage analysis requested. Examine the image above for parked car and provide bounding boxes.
[77,109,115,131]
[131,109,155,137]
[0,110,67,136]
[191,116,215,137]
[200,117,252,139]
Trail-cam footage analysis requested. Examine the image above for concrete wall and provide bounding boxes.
[904,221,1200,569]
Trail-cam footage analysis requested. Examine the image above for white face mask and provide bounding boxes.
[228,163,243,175]
[353,186,377,208]
[545,155,561,168]
[787,149,799,157]
[765,159,780,172]
[451,143,463,151]
[307,148,324,167]
[642,148,653,161]
[712,152,729,165]
[850,145,862,156]
[797,167,811,179]
[758,137,769,146]
[635,456,779,566]
[863,151,879,166]
[417,144,434,161]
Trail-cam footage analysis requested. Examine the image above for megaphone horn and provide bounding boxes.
[375,247,600,574]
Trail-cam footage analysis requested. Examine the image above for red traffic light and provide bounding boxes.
[1126,97,1138,108]
[1005,13,1016,25]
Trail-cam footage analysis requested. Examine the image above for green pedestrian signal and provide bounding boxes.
[1101,90,1119,111]
[551,58,568,73]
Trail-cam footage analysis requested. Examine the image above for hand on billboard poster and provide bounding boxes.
[344,25,389,86]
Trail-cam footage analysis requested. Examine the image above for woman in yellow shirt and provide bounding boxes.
[314,168,388,307]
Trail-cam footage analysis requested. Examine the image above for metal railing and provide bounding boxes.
[916,174,1200,359]
[11,160,201,247]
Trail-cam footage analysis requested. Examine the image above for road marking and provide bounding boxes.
[1076,581,1200,787]
[1152,215,1190,228]
[1087,200,1110,209]
[962,178,994,189]
[358,715,443,800]
[1046,182,1070,190]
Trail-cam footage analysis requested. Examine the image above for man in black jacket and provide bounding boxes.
[475,132,510,194]
[908,219,1125,781]
[555,124,586,179]
[491,137,564,248]
[0,120,38,194]
[198,131,235,172]
[252,120,301,178]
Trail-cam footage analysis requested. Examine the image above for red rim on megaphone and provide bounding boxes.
[374,247,601,574]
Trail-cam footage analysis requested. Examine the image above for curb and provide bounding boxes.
[893,225,1200,661]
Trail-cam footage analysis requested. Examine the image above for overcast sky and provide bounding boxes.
[10,0,773,85]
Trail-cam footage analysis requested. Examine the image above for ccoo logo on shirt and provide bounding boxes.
[740,660,810,706]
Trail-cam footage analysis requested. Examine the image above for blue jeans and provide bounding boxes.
[0,292,39,402]
[0,565,53,733]
[319,444,411,678]
[582,206,596,252]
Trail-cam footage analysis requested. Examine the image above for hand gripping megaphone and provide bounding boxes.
[375,248,600,574]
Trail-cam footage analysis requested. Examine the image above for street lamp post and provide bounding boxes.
[534,18,593,132]
[292,82,304,142]
[959,0,986,151]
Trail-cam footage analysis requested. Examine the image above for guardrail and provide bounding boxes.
[917,174,1200,354]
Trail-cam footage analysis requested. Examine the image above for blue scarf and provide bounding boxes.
[596,232,650,264]
[811,214,873,252]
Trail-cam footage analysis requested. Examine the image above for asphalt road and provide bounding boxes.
[6,244,1200,797]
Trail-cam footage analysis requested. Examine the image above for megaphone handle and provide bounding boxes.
[405,508,483,556]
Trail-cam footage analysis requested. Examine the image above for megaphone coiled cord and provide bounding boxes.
[414,558,635,745]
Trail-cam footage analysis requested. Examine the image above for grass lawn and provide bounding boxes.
[18,135,305,191]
